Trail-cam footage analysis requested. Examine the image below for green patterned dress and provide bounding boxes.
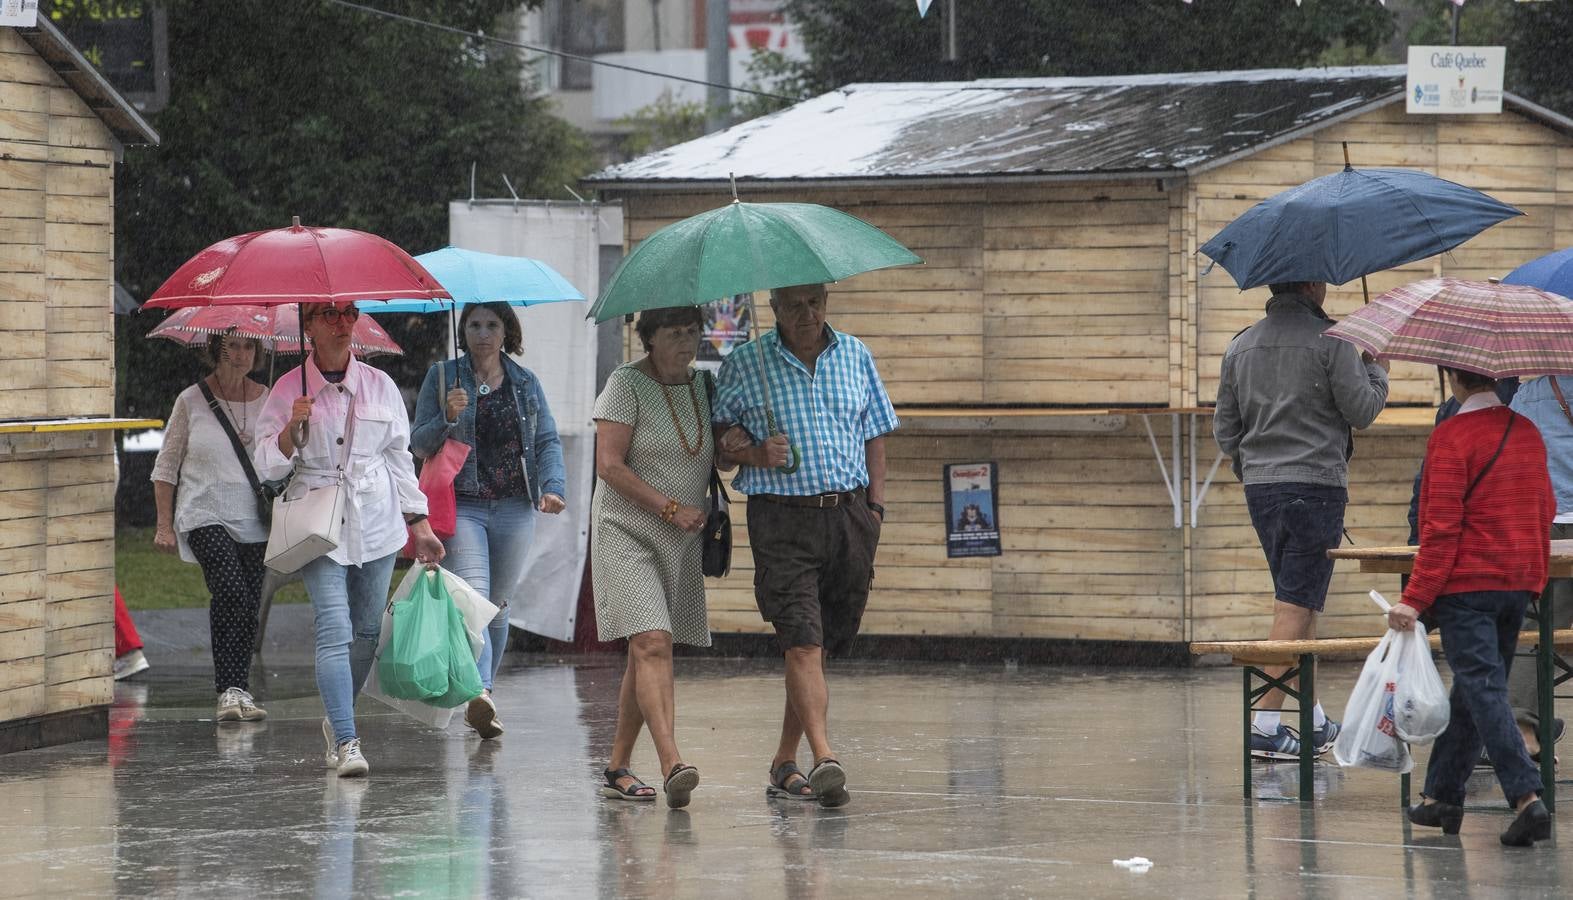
[590,363,714,647]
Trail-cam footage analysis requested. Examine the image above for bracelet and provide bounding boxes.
[660,498,679,523]
[867,501,885,518]
[406,513,428,526]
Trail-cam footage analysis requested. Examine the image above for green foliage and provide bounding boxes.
[1405,0,1513,47]
[116,527,310,609]
[114,0,591,421]
[1504,1,1573,118]
[774,0,1396,96]
[616,93,711,157]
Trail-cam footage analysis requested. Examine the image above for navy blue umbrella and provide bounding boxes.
[1199,165,1521,292]
[1503,247,1573,298]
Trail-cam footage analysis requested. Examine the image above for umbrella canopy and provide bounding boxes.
[361,247,584,313]
[1199,167,1521,291]
[147,305,403,357]
[1324,277,1573,378]
[1503,246,1573,298]
[143,218,449,309]
[589,201,923,323]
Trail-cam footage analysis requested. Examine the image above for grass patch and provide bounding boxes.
[116,527,311,610]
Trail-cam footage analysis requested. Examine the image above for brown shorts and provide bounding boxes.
[747,491,881,656]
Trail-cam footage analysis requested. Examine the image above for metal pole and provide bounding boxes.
[945,0,957,62]
[705,0,730,133]
[1451,4,1460,47]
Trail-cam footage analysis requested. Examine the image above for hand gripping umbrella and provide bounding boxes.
[1200,149,1521,300]
[144,217,448,442]
[589,194,923,472]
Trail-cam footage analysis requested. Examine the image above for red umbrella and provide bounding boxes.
[143,218,448,309]
[147,305,404,357]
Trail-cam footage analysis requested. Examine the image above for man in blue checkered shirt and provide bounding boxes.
[714,282,899,807]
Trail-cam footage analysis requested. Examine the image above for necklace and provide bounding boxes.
[475,368,501,396]
[213,377,251,445]
[660,378,705,457]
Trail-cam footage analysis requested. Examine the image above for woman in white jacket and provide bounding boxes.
[255,301,444,778]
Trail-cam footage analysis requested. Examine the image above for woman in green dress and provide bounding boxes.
[591,305,730,809]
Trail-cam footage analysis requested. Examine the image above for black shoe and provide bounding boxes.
[1407,800,1464,835]
[1500,799,1551,847]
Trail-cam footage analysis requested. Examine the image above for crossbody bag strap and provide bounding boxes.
[701,369,728,504]
[338,388,360,475]
[197,380,264,495]
[1550,377,1573,429]
[1462,411,1517,505]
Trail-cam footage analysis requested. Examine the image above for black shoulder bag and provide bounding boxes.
[700,370,732,577]
[197,381,288,526]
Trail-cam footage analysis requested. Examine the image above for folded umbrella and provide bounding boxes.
[1200,166,1521,292]
[1324,277,1573,378]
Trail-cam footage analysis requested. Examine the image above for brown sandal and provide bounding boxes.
[767,760,815,800]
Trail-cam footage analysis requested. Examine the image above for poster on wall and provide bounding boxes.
[696,294,754,372]
[944,462,1002,558]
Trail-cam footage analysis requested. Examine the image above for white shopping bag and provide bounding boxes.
[362,565,500,729]
[1333,628,1413,773]
[1364,589,1450,744]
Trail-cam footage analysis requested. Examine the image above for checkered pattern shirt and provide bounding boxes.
[713,325,898,496]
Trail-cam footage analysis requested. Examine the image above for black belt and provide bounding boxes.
[757,488,863,509]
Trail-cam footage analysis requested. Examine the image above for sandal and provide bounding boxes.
[663,763,700,809]
[767,760,816,800]
[601,767,656,801]
[809,757,850,808]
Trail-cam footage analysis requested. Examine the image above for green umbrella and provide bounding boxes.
[590,199,922,473]
[589,201,923,322]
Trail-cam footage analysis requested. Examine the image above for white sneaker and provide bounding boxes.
[323,718,338,768]
[335,739,369,778]
[216,687,267,722]
[113,649,150,681]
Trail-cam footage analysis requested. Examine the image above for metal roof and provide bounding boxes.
[585,66,1569,191]
[15,17,159,148]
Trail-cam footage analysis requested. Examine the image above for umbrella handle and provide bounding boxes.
[764,409,801,474]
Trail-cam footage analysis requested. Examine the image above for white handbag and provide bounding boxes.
[264,393,358,574]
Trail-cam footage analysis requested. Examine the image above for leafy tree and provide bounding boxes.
[1503,1,1573,117]
[771,0,1396,101]
[110,0,590,420]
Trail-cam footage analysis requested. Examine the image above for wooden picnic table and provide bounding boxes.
[1329,539,1573,577]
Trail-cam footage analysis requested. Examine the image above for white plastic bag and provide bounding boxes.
[362,565,500,729]
[1333,629,1414,773]
[1392,622,1449,744]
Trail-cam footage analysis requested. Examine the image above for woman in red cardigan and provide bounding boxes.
[1392,367,1555,847]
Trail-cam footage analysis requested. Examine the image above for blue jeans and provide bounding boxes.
[1422,590,1544,807]
[302,552,397,745]
[445,496,537,691]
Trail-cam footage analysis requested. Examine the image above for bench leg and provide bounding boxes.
[1244,666,1254,800]
[1299,652,1315,804]
[1401,772,1411,809]
[1539,608,1555,813]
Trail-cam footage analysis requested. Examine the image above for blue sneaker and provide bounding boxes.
[1313,719,1341,755]
[1251,725,1301,761]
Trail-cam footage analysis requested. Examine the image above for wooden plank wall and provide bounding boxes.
[0,30,119,724]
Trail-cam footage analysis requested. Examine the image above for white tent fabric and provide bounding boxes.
[448,201,621,642]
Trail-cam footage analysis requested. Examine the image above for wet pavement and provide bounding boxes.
[0,656,1566,899]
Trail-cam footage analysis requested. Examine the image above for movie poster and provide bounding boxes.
[944,462,1002,558]
[695,294,754,372]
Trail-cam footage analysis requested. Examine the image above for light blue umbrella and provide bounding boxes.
[365,246,584,312]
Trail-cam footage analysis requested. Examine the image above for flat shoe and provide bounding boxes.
[1501,800,1552,847]
[664,764,700,810]
[1407,800,1463,835]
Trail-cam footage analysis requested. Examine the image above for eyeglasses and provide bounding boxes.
[315,307,361,325]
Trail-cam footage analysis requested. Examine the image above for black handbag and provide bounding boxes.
[700,371,732,577]
[198,380,289,526]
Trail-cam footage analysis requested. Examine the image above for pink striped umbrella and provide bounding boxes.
[1324,277,1573,378]
[148,304,403,357]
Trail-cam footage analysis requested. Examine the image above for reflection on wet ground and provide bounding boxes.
[0,657,1565,898]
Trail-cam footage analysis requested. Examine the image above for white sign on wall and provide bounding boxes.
[0,0,38,28]
[1407,46,1506,115]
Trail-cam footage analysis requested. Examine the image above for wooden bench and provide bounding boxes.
[1191,627,1573,806]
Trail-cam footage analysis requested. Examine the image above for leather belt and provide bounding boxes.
[758,488,863,509]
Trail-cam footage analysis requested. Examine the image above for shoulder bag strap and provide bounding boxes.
[701,369,728,504]
[1550,377,1573,429]
[1462,411,1517,505]
[338,388,360,474]
[197,380,264,495]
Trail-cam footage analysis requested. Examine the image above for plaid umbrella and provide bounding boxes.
[1324,277,1573,378]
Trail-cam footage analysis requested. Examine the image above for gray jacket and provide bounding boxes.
[1213,293,1389,488]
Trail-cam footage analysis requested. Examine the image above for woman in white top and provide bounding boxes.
[255,300,444,778]
[151,332,272,723]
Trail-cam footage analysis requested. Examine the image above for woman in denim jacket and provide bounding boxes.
[411,302,567,739]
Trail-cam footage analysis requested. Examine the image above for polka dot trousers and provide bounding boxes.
[187,525,267,695]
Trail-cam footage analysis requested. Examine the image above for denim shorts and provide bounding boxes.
[1244,482,1348,612]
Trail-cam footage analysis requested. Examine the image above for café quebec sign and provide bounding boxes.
[1407,46,1505,115]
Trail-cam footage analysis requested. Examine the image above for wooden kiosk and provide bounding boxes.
[0,20,158,751]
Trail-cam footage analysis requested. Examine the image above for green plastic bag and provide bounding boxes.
[429,594,484,709]
[377,569,453,701]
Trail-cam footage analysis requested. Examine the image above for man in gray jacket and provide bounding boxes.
[1214,281,1389,761]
